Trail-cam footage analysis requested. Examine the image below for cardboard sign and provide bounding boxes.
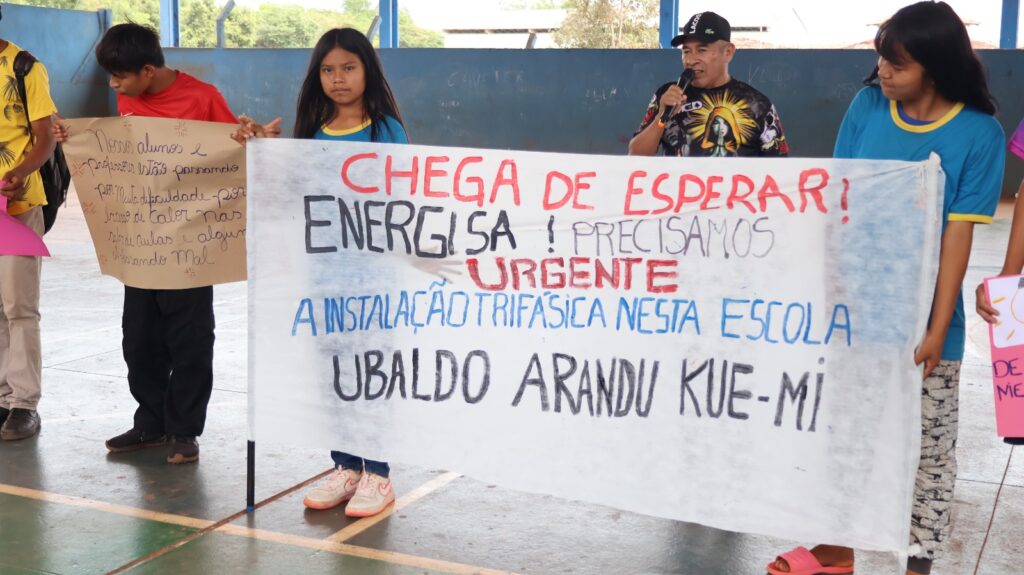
[62,117,246,289]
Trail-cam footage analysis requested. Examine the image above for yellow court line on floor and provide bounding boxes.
[107,469,335,575]
[0,483,213,530]
[0,480,515,575]
[328,471,463,543]
[218,524,517,575]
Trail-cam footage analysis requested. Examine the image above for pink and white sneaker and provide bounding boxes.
[345,472,395,517]
[303,468,362,510]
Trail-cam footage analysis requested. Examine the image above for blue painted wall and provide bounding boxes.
[1,4,110,119]
[167,47,1024,194]
[8,4,1024,194]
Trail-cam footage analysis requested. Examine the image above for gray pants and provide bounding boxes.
[909,359,960,561]
[0,206,43,411]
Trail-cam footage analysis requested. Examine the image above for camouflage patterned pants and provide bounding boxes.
[909,360,960,562]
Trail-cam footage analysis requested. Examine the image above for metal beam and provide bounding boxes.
[1001,0,1019,49]
[391,0,399,47]
[87,8,119,116]
[216,0,236,49]
[159,0,180,47]
[659,0,678,49]
[100,6,113,31]
[379,0,399,48]
[367,15,382,43]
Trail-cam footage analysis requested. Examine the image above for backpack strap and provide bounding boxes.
[12,50,37,144]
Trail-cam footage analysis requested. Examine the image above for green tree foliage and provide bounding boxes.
[253,4,318,48]
[6,0,79,9]
[342,0,375,23]
[500,0,567,9]
[554,0,658,48]
[397,9,442,48]
[8,0,160,28]
[223,4,257,48]
[180,0,217,48]
[8,0,443,48]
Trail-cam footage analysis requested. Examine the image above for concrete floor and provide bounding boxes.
[0,190,1021,575]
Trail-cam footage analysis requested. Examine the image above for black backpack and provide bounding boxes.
[12,50,70,234]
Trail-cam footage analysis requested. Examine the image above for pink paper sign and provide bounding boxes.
[1010,117,1024,161]
[0,195,50,257]
[984,275,1024,437]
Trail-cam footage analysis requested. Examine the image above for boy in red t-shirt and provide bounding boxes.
[98,27,237,124]
[56,24,268,463]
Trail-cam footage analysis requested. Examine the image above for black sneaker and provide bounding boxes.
[1,408,40,441]
[105,429,168,453]
[167,436,199,464]
[0,407,9,427]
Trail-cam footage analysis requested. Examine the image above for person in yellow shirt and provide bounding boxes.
[0,25,57,441]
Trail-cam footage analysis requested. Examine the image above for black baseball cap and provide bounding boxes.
[671,11,731,46]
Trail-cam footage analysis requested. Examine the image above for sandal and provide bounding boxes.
[766,546,854,575]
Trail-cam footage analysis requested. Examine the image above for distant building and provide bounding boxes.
[440,9,565,48]
[845,18,992,49]
[429,6,1001,49]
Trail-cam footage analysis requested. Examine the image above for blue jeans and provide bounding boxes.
[331,451,390,477]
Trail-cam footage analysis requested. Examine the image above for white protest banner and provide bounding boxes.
[247,139,942,554]
[63,117,246,289]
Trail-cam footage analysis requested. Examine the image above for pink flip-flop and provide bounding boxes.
[766,546,854,575]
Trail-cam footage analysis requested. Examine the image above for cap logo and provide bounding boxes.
[704,27,715,34]
[688,12,703,34]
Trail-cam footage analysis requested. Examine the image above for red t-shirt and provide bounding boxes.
[117,71,237,123]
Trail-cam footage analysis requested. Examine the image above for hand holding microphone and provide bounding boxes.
[657,68,694,129]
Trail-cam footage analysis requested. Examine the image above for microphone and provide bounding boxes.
[658,68,695,128]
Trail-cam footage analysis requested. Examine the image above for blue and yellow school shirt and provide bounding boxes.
[834,86,1005,361]
[0,41,58,216]
[314,116,407,144]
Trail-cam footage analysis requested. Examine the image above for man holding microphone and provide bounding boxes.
[629,11,788,158]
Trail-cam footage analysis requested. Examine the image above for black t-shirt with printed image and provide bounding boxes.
[635,78,788,157]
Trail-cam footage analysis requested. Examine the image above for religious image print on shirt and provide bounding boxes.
[637,78,788,158]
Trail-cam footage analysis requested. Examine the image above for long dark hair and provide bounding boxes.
[293,28,405,140]
[864,1,996,115]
